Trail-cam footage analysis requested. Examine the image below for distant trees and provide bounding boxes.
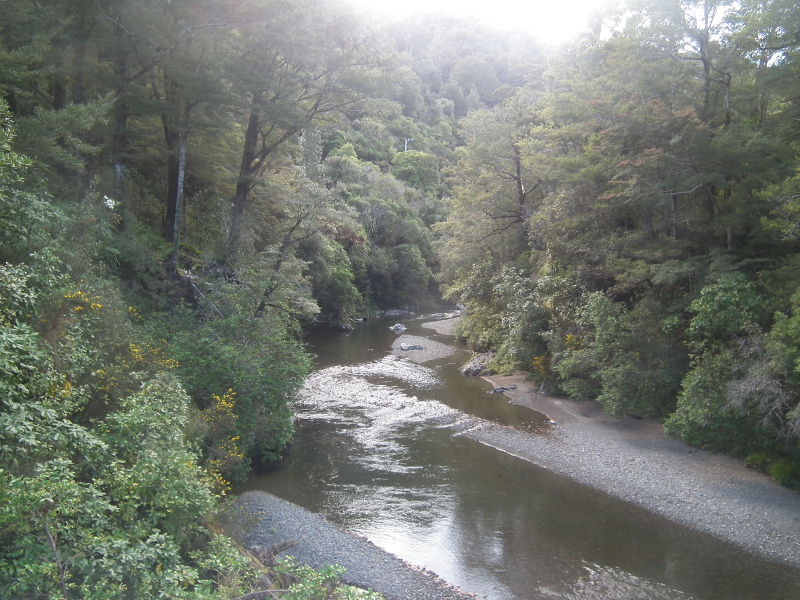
[224,0,389,263]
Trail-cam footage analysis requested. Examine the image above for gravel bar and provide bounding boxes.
[423,317,800,569]
[226,491,477,600]
[476,372,800,570]
[225,315,800,599]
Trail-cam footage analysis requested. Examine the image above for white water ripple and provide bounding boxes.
[296,359,468,475]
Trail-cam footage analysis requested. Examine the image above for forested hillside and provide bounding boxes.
[437,0,800,487]
[2,0,800,596]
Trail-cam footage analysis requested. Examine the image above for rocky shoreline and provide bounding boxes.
[421,316,800,570]
[227,315,800,599]
[471,372,800,569]
[227,491,478,600]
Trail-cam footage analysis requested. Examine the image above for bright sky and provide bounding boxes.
[346,0,614,44]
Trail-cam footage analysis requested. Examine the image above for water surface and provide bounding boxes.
[245,316,800,600]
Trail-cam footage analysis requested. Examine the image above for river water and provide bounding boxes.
[245,314,800,600]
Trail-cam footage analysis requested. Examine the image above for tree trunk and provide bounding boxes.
[163,126,180,241]
[111,27,129,206]
[161,74,186,242]
[671,190,678,240]
[167,117,188,272]
[227,99,262,264]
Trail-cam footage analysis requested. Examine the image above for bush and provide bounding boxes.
[168,307,311,470]
[665,351,764,453]
[273,557,384,600]
[768,458,800,489]
[552,293,684,417]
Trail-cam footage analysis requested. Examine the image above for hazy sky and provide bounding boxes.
[345,0,614,44]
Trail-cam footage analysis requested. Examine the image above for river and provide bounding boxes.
[244,314,800,600]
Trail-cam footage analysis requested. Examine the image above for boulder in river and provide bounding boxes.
[460,352,496,376]
[389,323,407,332]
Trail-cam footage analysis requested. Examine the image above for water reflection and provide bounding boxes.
[246,317,800,600]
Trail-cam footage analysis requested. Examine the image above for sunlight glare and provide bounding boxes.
[345,0,612,43]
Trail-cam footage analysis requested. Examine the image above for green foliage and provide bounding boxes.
[768,458,800,488]
[665,273,770,452]
[445,259,513,353]
[15,101,108,173]
[168,305,311,469]
[328,142,358,160]
[325,154,439,310]
[304,238,365,325]
[685,272,767,353]
[552,293,684,417]
[390,243,434,306]
[446,262,550,373]
[273,557,384,600]
[5,3,800,596]
[761,167,800,240]
[0,102,67,262]
[664,350,762,452]
[769,291,800,390]
[0,264,250,598]
[391,150,440,193]
[428,0,800,487]
[0,108,288,596]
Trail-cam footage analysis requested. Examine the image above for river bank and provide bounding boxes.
[228,491,478,600]
[228,315,800,600]
[419,316,800,570]
[472,373,800,568]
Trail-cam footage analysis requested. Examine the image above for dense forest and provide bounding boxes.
[2,0,800,596]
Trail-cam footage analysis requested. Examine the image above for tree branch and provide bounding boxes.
[37,510,68,599]
[232,590,291,600]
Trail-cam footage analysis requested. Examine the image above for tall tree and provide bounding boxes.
[224,0,392,264]
[94,0,229,207]
[437,88,543,284]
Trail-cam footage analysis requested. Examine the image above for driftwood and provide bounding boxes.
[253,540,297,568]
[233,540,297,598]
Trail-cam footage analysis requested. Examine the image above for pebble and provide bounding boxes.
[223,492,478,600]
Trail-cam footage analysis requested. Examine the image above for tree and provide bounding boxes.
[391,150,439,193]
[0,0,108,189]
[224,0,392,263]
[665,271,768,450]
[436,88,543,285]
[727,0,800,128]
[324,153,438,310]
[552,292,685,416]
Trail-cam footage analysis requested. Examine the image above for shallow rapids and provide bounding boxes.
[244,315,800,600]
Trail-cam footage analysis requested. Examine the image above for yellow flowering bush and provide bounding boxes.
[200,390,247,490]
